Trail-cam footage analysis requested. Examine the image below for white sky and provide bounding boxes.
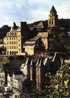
[0,0,70,27]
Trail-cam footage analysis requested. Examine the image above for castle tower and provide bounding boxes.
[48,6,58,33]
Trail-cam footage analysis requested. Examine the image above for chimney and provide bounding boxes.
[21,22,27,34]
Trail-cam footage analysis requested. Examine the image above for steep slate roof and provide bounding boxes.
[50,6,57,16]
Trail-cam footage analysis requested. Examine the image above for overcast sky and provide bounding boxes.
[0,0,70,27]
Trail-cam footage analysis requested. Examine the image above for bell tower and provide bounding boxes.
[48,6,58,33]
[48,6,59,53]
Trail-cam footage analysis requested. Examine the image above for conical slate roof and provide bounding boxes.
[50,6,57,16]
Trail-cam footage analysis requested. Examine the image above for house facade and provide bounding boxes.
[3,27,22,56]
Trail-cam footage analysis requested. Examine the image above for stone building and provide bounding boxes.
[48,6,69,54]
[25,6,70,91]
[23,32,48,56]
[0,5,70,93]
[3,27,22,56]
[48,6,58,32]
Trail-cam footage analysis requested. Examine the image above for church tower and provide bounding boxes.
[48,6,59,53]
[48,6,58,33]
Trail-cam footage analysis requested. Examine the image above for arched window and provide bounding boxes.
[34,37,45,54]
